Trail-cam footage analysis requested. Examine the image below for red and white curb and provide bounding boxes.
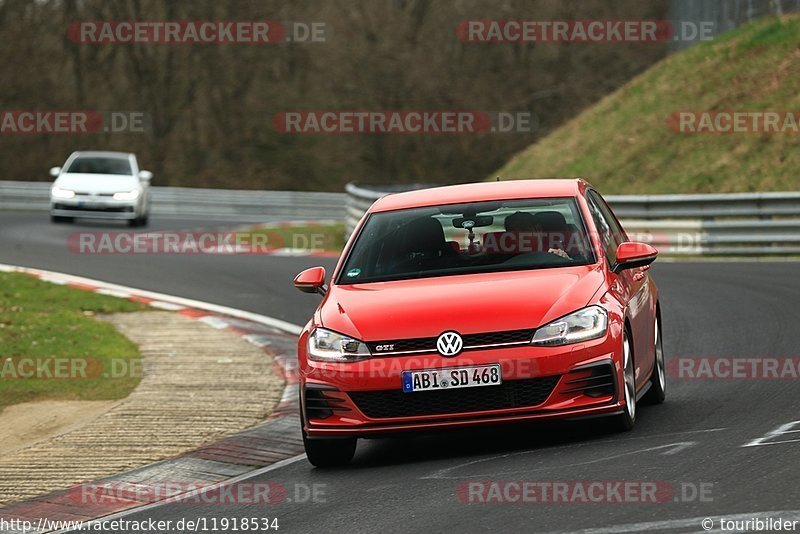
[236,219,342,258]
[0,263,303,335]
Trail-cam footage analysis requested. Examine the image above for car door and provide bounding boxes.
[586,190,654,389]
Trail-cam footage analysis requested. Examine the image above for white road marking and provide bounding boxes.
[420,429,727,481]
[742,420,800,447]
[147,300,186,311]
[660,442,695,455]
[243,334,274,347]
[95,288,132,298]
[423,441,698,480]
[198,315,230,329]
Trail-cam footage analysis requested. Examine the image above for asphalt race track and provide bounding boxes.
[2,212,800,533]
[0,212,326,326]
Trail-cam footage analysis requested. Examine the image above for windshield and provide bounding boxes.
[338,197,595,284]
[65,157,132,176]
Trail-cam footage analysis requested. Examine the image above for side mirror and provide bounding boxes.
[613,242,658,273]
[294,266,327,295]
[49,166,61,177]
[138,170,153,183]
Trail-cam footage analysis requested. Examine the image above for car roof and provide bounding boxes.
[70,151,134,159]
[369,179,591,213]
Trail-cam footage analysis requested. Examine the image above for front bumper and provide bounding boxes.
[301,334,624,438]
[51,198,138,220]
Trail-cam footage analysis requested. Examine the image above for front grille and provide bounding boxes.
[368,328,534,355]
[370,336,436,353]
[348,376,559,419]
[463,329,535,346]
[53,204,133,212]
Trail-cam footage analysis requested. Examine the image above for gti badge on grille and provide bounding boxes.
[436,331,463,357]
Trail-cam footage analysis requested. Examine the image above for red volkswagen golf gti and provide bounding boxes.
[293,179,665,466]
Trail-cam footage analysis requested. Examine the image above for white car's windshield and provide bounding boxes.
[65,157,132,176]
[339,197,595,284]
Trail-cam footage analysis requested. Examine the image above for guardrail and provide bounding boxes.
[5,180,799,255]
[346,183,800,256]
[0,180,346,220]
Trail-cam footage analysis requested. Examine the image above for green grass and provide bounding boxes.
[0,272,147,409]
[491,15,800,194]
[245,222,346,252]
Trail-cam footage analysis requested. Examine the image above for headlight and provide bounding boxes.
[531,306,608,346]
[51,186,75,199]
[308,328,371,362]
[113,190,140,201]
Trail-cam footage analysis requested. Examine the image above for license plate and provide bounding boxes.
[402,364,502,393]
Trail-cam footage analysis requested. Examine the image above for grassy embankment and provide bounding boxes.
[0,272,146,409]
[492,16,800,193]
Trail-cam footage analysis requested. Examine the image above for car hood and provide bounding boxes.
[54,173,139,193]
[318,265,607,341]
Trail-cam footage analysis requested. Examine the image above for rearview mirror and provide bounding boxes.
[613,242,658,273]
[294,266,327,295]
[453,215,494,229]
[49,166,61,177]
[139,170,153,182]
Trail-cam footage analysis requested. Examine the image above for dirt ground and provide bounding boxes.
[0,400,118,454]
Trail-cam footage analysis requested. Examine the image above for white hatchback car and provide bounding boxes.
[50,151,152,226]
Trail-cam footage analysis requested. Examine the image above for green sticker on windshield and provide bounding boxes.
[346,268,361,278]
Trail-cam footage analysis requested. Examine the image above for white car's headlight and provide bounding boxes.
[308,328,371,362]
[113,190,140,201]
[531,306,608,346]
[51,186,75,199]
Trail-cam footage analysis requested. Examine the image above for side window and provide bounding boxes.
[586,192,620,264]
[592,192,628,244]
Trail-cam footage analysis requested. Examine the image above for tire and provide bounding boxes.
[643,314,666,405]
[303,434,357,468]
[128,214,148,227]
[300,394,356,467]
[51,215,74,223]
[614,328,636,432]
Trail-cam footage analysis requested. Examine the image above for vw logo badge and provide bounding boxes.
[436,331,463,357]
